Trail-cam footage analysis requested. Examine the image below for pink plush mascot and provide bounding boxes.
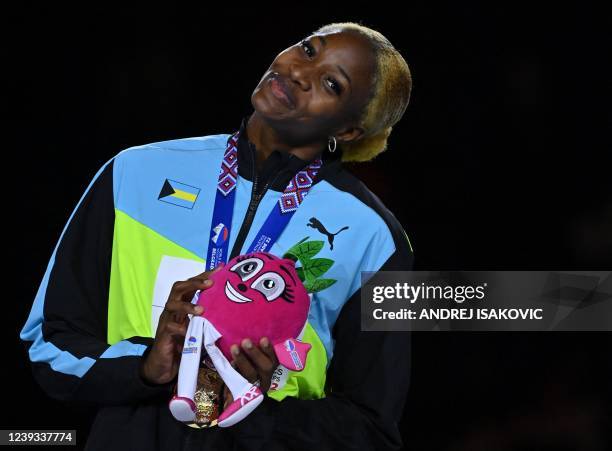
[169,252,311,427]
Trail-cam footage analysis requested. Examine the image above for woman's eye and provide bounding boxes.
[326,78,342,95]
[300,39,314,57]
[300,39,341,96]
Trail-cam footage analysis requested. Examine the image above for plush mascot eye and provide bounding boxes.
[250,272,286,302]
[230,257,264,281]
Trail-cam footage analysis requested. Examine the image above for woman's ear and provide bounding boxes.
[335,125,365,144]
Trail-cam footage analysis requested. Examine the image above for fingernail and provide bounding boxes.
[231,345,240,356]
[194,306,203,314]
[242,339,253,350]
[260,337,269,348]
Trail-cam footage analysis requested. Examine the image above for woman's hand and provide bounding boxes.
[223,337,280,407]
[140,265,223,385]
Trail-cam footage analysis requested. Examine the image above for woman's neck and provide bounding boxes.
[246,112,325,169]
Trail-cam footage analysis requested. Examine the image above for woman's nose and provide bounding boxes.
[289,64,312,91]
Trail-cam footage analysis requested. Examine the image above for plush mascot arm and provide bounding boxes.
[273,338,311,372]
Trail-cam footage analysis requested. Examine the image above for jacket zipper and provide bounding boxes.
[229,148,282,259]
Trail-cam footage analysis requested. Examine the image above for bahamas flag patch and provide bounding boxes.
[158,179,201,209]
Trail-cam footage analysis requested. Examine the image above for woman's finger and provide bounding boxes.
[191,263,225,283]
[176,279,213,302]
[164,299,204,317]
[241,339,275,374]
[259,337,279,366]
[162,268,220,321]
[230,344,259,383]
[166,278,211,305]
[239,339,277,392]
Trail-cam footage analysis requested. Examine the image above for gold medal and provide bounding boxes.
[184,352,224,429]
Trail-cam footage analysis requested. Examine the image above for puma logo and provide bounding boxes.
[307,217,349,250]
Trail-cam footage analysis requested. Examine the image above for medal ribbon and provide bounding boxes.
[205,131,322,270]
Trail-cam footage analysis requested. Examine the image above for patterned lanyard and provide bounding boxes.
[205,130,322,270]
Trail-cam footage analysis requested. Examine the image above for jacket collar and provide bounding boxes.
[234,115,343,192]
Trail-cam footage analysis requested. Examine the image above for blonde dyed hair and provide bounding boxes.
[313,22,412,162]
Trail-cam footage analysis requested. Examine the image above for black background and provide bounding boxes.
[6,3,611,450]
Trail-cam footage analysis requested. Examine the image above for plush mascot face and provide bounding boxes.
[196,252,310,358]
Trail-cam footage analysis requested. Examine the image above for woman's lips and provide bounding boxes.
[268,75,296,109]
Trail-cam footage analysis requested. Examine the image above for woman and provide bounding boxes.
[20,22,414,451]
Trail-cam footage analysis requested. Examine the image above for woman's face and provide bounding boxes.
[251,30,376,145]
